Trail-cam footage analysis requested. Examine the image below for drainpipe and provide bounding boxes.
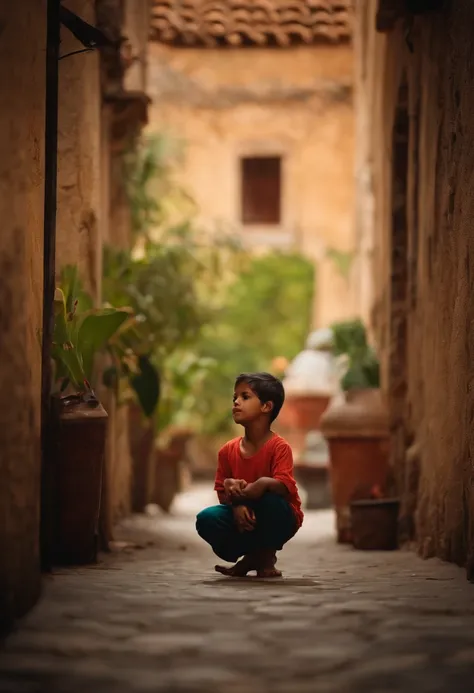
[40,0,61,572]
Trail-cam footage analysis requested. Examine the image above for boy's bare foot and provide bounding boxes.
[215,552,259,577]
[215,550,282,578]
[256,550,282,578]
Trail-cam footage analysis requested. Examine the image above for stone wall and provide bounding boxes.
[0,1,46,630]
[356,0,474,570]
[147,42,356,329]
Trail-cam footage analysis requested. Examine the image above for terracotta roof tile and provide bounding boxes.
[150,0,352,47]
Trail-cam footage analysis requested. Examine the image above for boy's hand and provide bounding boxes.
[232,505,256,533]
[224,478,247,499]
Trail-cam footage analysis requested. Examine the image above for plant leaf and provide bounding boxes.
[78,309,130,380]
[130,355,161,418]
[51,342,85,388]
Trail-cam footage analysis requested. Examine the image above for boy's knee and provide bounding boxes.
[258,491,287,515]
[196,508,213,537]
[256,492,296,542]
[196,506,227,539]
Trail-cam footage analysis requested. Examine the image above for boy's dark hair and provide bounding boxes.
[235,372,285,422]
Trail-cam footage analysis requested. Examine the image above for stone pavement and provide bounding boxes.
[1,485,474,693]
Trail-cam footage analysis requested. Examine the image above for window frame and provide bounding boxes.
[240,155,282,226]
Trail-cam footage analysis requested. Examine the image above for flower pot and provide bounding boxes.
[281,345,335,430]
[153,447,181,513]
[129,403,155,513]
[350,498,400,550]
[153,429,193,513]
[279,394,331,431]
[320,388,390,544]
[51,395,108,565]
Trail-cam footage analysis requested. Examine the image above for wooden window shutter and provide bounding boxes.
[241,156,281,225]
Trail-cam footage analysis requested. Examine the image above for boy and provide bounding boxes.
[196,372,303,578]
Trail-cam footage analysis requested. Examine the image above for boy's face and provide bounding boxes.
[232,381,272,425]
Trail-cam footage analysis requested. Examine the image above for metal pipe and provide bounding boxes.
[40,0,61,572]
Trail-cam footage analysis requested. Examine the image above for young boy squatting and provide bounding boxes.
[196,372,303,577]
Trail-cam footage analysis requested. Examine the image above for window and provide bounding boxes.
[240,156,282,225]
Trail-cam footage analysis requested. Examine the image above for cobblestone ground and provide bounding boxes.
[1,485,474,693]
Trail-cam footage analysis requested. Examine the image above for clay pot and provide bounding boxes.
[153,429,193,513]
[279,394,331,431]
[276,395,331,458]
[51,395,108,565]
[351,498,400,551]
[129,403,155,513]
[153,447,181,513]
[320,389,390,543]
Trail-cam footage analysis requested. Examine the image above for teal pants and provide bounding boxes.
[196,492,297,563]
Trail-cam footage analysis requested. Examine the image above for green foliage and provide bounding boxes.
[60,264,93,314]
[130,355,161,419]
[331,318,368,359]
[176,252,315,436]
[117,132,314,436]
[52,286,129,393]
[102,224,241,361]
[123,133,196,241]
[223,252,314,362]
[330,318,380,391]
[55,266,161,418]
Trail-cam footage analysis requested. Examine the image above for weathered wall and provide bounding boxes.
[123,0,149,93]
[357,0,474,571]
[147,42,356,329]
[96,0,152,533]
[57,0,102,301]
[0,1,45,630]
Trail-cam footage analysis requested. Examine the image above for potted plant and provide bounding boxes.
[59,265,162,522]
[50,281,130,565]
[350,485,400,551]
[320,319,390,544]
[280,328,336,434]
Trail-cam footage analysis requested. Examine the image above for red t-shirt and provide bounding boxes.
[214,434,304,528]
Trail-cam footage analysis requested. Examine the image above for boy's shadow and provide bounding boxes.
[202,577,321,588]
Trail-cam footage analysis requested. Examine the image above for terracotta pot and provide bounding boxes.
[153,448,181,513]
[351,498,400,551]
[153,429,193,513]
[129,403,155,513]
[279,394,331,432]
[320,389,390,543]
[51,396,108,565]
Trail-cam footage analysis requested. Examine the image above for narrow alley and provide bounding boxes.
[1,485,473,693]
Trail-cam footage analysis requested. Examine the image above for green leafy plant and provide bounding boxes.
[119,132,314,437]
[105,129,245,429]
[123,133,196,242]
[329,318,380,391]
[173,251,315,436]
[52,286,129,397]
[55,265,161,417]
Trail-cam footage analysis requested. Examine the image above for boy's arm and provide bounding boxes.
[239,441,295,501]
[214,446,232,504]
[240,477,288,500]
